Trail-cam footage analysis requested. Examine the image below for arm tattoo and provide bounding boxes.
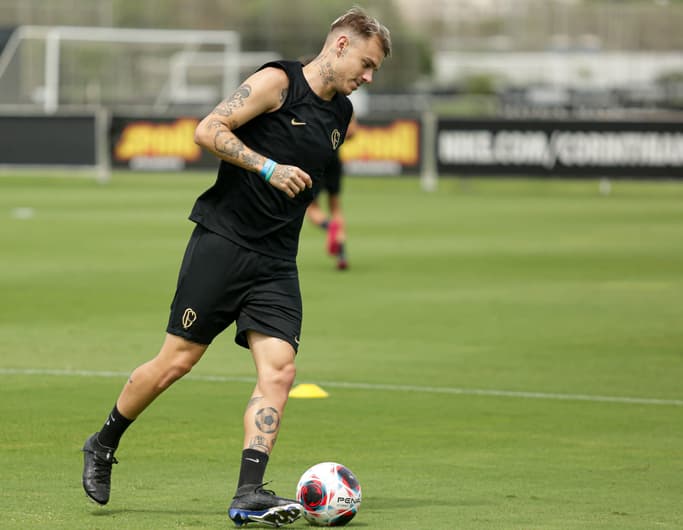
[209,86,260,168]
[213,130,244,158]
[254,407,280,434]
[207,83,266,170]
[212,130,260,169]
[213,84,251,118]
[208,117,236,131]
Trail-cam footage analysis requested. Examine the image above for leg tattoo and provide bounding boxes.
[254,407,280,434]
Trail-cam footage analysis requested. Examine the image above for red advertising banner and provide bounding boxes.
[340,118,421,176]
[110,116,218,170]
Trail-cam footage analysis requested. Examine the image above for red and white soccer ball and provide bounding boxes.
[296,462,362,526]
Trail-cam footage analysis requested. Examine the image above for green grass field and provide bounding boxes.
[1,172,682,529]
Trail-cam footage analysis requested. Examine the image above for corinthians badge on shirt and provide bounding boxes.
[331,129,341,150]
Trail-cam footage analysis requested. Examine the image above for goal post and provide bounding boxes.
[0,25,241,181]
[0,25,241,113]
[420,110,438,192]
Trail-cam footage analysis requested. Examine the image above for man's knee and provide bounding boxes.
[149,358,189,391]
[278,361,297,387]
[262,360,297,391]
[155,336,206,389]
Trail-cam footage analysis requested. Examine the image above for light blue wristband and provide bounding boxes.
[260,158,277,182]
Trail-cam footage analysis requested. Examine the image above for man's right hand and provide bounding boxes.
[268,165,313,198]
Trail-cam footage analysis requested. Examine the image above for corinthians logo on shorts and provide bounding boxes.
[182,308,197,329]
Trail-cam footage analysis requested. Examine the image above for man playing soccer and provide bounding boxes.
[81,7,391,528]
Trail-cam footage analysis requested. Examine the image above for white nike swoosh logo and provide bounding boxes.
[291,118,307,126]
[245,457,260,463]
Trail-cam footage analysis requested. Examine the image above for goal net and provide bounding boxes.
[0,25,241,113]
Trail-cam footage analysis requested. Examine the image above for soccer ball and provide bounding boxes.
[296,462,362,526]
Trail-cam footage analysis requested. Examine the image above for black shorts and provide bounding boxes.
[167,224,302,351]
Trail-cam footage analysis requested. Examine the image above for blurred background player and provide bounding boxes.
[298,53,357,271]
[305,113,358,270]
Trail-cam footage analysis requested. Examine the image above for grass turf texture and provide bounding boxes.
[1,173,682,529]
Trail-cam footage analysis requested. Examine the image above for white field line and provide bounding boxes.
[1,367,682,407]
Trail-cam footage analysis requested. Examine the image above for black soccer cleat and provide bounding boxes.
[228,483,302,527]
[81,432,118,505]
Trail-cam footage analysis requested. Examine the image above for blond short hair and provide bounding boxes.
[330,6,392,58]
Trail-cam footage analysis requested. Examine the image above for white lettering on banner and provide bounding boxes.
[439,129,683,168]
[438,131,493,164]
[552,132,683,167]
[493,131,555,167]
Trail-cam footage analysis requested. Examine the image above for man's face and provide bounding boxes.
[337,34,385,95]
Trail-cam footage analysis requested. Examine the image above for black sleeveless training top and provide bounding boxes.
[189,60,354,261]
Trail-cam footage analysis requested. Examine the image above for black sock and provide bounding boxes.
[337,242,346,260]
[237,449,269,489]
[320,219,330,230]
[97,405,133,449]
